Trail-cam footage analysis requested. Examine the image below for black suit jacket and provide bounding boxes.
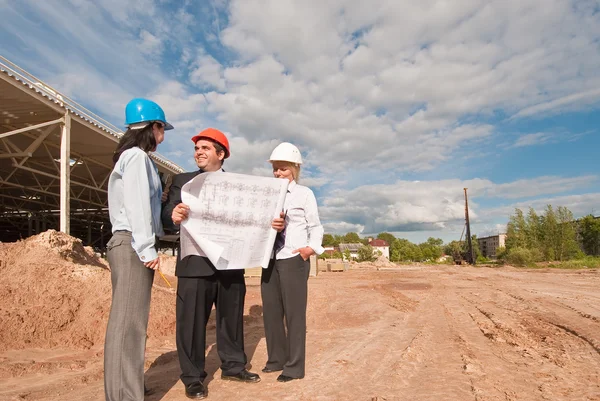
[161,170,219,277]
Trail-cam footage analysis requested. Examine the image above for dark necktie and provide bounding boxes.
[274,197,289,253]
[274,226,286,253]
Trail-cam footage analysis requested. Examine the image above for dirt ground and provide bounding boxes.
[1,232,600,401]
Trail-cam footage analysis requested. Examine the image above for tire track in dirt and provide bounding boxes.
[457,270,600,400]
[0,348,105,401]
[301,276,423,400]
[475,275,600,357]
[382,274,477,401]
[3,267,600,401]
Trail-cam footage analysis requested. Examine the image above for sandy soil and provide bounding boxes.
[1,232,599,401]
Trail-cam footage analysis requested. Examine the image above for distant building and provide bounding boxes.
[368,238,390,259]
[477,234,506,259]
[338,243,362,260]
[322,246,337,258]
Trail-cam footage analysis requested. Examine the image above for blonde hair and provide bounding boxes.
[290,163,301,182]
[273,161,301,182]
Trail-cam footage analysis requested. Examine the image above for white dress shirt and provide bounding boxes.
[275,180,324,260]
[108,147,164,262]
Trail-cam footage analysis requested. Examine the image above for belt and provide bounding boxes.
[114,230,160,247]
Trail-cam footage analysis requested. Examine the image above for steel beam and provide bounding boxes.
[60,113,71,234]
[0,152,33,159]
[0,118,63,139]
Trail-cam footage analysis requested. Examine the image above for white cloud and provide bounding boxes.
[2,0,600,242]
[513,87,600,119]
[139,30,163,56]
[485,176,598,199]
[486,193,600,221]
[323,221,365,235]
[190,54,226,91]
[224,136,281,175]
[200,0,600,177]
[5,0,599,177]
[318,175,597,235]
[319,179,481,234]
[300,175,330,189]
[511,132,553,148]
[475,224,508,238]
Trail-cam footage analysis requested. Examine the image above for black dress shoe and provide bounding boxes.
[262,366,283,373]
[277,374,301,382]
[221,369,261,383]
[185,381,207,399]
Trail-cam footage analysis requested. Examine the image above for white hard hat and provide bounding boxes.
[268,142,303,164]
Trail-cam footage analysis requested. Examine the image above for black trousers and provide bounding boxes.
[176,271,247,385]
[260,255,310,378]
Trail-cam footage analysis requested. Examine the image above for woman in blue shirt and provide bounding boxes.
[104,98,173,401]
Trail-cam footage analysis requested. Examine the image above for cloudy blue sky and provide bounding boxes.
[2,0,599,243]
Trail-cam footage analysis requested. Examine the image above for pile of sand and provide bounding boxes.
[0,230,176,352]
[373,255,397,268]
[350,256,397,270]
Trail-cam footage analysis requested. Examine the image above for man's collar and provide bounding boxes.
[197,168,225,173]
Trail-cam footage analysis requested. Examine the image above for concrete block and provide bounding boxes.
[310,254,318,277]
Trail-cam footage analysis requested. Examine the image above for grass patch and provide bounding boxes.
[539,257,600,269]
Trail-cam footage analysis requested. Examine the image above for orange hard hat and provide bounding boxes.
[191,128,230,158]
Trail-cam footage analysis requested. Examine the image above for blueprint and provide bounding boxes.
[180,171,289,270]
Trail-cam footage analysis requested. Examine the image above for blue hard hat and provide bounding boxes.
[125,98,174,130]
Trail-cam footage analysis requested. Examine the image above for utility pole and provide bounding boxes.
[464,188,475,265]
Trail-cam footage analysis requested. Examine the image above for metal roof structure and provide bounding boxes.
[0,56,184,247]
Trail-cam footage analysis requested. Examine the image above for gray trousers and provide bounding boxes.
[260,255,310,378]
[104,231,155,401]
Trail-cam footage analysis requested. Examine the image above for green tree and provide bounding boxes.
[579,215,600,255]
[541,205,558,260]
[506,208,527,250]
[322,234,336,247]
[525,207,542,250]
[411,244,424,262]
[342,249,352,261]
[555,206,579,260]
[377,232,396,246]
[332,235,343,247]
[418,237,443,261]
[343,232,361,243]
[392,238,414,261]
[444,240,464,258]
[357,245,375,262]
[426,237,444,247]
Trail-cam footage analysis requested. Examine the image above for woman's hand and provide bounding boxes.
[144,257,160,270]
[271,211,286,232]
[172,203,190,225]
[293,246,315,261]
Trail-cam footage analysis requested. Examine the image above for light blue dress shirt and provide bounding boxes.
[108,147,164,262]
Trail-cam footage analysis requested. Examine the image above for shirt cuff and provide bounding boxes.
[137,247,158,263]
[309,242,325,255]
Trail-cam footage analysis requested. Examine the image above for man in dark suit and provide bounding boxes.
[161,128,260,400]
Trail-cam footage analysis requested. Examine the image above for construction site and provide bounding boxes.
[1,231,599,401]
[1,57,600,401]
[0,56,182,247]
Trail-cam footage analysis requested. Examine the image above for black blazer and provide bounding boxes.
[161,170,218,277]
